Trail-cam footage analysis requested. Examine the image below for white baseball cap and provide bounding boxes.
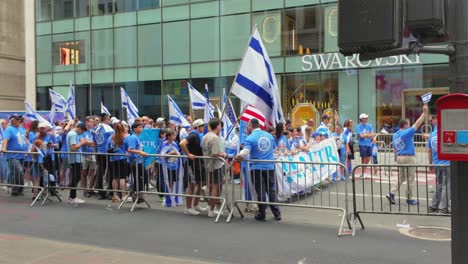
[192,119,205,128]
[156,117,166,123]
[38,122,49,128]
[359,113,369,119]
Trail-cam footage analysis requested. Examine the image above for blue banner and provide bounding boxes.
[140,128,160,169]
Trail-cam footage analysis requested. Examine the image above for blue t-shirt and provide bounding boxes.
[25,131,36,162]
[427,126,450,165]
[60,132,69,158]
[356,123,373,147]
[92,123,114,153]
[126,134,142,164]
[160,140,180,170]
[66,130,82,164]
[316,122,331,138]
[243,129,276,170]
[393,127,416,156]
[80,131,94,154]
[106,135,129,162]
[3,125,28,159]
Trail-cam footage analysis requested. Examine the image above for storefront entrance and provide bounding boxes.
[402,88,449,133]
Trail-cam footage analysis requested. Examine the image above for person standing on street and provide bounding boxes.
[93,114,114,200]
[356,113,374,177]
[236,118,281,221]
[66,122,87,204]
[386,104,428,205]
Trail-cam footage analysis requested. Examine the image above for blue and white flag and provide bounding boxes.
[65,81,76,120]
[227,98,237,125]
[421,92,433,104]
[49,89,67,111]
[188,82,214,110]
[204,84,214,132]
[230,26,285,127]
[25,101,52,127]
[167,95,190,128]
[49,104,56,127]
[101,101,111,115]
[120,87,139,125]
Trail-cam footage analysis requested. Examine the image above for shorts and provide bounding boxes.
[187,161,206,184]
[60,158,71,170]
[372,156,378,164]
[209,166,225,184]
[82,155,96,170]
[23,161,33,169]
[109,159,129,180]
[359,145,372,158]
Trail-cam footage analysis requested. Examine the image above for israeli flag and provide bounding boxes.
[421,92,432,104]
[231,26,285,127]
[101,101,111,116]
[204,84,214,131]
[65,81,76,120]
[120,87,139,125]
[25,101,52,127]
[167,95,190,128]
[49,89,67,111]
[49,104,56,127]
[188,82,214,111]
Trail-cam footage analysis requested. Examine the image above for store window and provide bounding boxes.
[36,87,52,111]
[54,0,74,20]
[36,0,52,21]
[91,0,113,16]
[115,0,137,13]
[162,79,189,117]
[282,6,321,56]
[53,41,86,65]
[76,0,90,17]
[138,80,162,117]
[138,0,160,10]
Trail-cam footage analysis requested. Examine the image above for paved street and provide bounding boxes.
[0,187,450,264]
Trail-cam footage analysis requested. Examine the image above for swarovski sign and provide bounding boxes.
[301,53,421,71]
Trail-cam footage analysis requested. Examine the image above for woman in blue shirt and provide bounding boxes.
[106,123,130,202]
[24,120,39,187]
[159,129,183,207]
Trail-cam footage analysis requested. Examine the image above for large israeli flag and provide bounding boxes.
[49,89,67,111]
[120,87,139,125]
[230,26,285,127]
[188,82,214,111]
[25,101,52,127]
[167,95,190,128]
[101,101,111,115]
[65,81,76,120]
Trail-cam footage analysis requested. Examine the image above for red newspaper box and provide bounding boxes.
[436,93,468,161]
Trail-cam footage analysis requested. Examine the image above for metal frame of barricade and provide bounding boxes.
[351,164,451,236]
[44,151,140,209]
[0,151,47,206]
[136,154,228,223]
[226,159,351,237]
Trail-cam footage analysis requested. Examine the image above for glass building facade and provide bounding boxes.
[35,0,449,131]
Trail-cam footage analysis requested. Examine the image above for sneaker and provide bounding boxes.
[254,213,265,221]
[274,214,282,221]
[208,209,222,218]
[233,179,241,185]
[194,205,208,212]
[201,185,209,196]
[68,197,75,204]
[428,206,438,213]
[340,176,346,181]
[386,192,396,204]
[124,196,133,203]
[184,208,200,216]
[73,197,86,204]
[439,208,450,214]
[406,199,418,205]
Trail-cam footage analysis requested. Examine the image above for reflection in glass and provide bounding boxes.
[54,0,74,20]
[138,0,160,10]
[115,0,137,13]
[36,0,52,21]
[53,41,86,65]
[283,6,321,56]
[36,87,52,110]
[75,0,90,17]
[91,0,113,16]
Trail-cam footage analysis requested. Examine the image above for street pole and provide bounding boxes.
[447,0,468,263]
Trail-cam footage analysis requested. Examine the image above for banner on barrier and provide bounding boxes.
[140,128,160,169]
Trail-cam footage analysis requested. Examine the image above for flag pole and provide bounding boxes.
[220,24,259,120]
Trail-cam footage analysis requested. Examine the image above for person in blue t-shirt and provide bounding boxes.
[427,115,450,214]
[316,114,332,138]
[236,118,281,221]
[1,114,28,196]
[66,122,87,204]
[386,104,428,205]
[93,114,115,200]
[127,122,148,202]
[106,123,129,202]
[356,113,374,176]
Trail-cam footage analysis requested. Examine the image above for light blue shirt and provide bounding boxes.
[106,135,129,162]
[316,122,331,138]
[427,126,450,165]
[356,123,373,147]
[92,123,114,153]
[243,129,276,170]
[81,131,94,154]
[126,134,142,164]
[66,130,82,164]
[393,127,416,156]
[3,125,28,159]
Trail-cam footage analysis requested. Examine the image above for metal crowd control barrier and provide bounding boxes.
[351,164,451,236]
[137,154,228,223]
[376,133,428,146]
[0,151,46,206]
[226,159,351,236]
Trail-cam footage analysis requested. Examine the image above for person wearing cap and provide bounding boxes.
[1,114,27,196]
[356,113,374,176]
[93,113,115,200]
[179,119,207,215]
[316,114,332,138]
[386,104,428,206]
[81,116,97,198]
[66,122,88,204]
[156,117,166,128]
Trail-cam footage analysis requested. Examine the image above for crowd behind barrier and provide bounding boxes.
[0,111,451,236]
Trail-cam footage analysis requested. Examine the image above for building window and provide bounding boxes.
[76,0,90,17]
[91,0,113,16]
[282,6,321,56]
[115,0,137,13]
[54,0,74,20]
[138,0,160,10]
[53,41,86,65]
[36,0,52,21]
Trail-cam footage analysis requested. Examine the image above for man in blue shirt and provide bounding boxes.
[92,114,115,199]
[236,118,281,221]
[316,114,332,138]
[127,122,148,203]
[356,113,374,176]
[427,115,450,214]
[386,104,428,205]
[66,122,87,204]
[1,114,27,196]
